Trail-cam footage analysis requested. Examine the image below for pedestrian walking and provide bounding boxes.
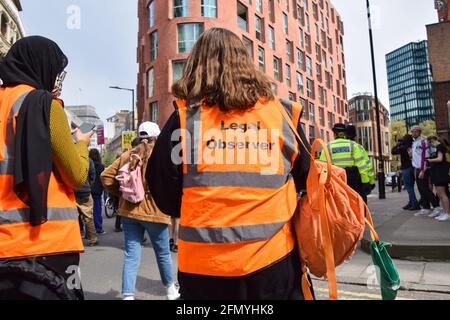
[148,28,311,300]
[0,36,92,300]
[426,136,450,221]
[101,122,179,300]
[410,126,441,217]
[392,134,419,210]
[74,158,98,247]
[89,149,105,234]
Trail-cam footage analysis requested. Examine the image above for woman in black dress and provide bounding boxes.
[427,136,450,221]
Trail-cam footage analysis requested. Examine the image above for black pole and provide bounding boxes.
[366,0,385,199]
[403,92,409,132]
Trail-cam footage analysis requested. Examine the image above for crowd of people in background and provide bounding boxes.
[392,125,450,222]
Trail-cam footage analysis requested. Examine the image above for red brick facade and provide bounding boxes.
[427,20,450,139]
[137,0,348,142]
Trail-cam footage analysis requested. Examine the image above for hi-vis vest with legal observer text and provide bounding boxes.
[0,84,84,259]
[176,97,302,277]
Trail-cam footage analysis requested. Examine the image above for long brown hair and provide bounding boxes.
[171,28,274,112]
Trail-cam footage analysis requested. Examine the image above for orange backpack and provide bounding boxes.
[278,103,379,300]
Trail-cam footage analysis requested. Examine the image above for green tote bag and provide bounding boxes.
[366,211,401,300]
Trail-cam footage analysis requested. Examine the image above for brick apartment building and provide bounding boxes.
[137,0,348,143]
[348,94,391,173]
[427,0,450,140]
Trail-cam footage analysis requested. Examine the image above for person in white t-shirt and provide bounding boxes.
[410,125,441,217]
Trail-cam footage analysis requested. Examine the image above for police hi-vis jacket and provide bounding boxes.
[320,138,375,185]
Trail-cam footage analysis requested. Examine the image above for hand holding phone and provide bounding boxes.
[73,122,95,145]
[78,122,96,133]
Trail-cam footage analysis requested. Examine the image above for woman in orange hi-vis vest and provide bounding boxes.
[147,28,313,300]
[0,36,93,300]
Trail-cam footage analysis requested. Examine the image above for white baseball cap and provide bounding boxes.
[138,121,161,138]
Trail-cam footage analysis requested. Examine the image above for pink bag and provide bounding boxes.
[115,154,145,204]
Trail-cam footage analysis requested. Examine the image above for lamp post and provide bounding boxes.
[366,0,385,199]
[109,86,135,131]
[402,91,409,132]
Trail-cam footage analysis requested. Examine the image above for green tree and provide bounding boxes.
[419,120,436,137]
[102,152,116,168]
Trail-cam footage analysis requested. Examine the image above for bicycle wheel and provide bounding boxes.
[104,197,116,218]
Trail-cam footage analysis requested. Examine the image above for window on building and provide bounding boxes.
[174,0,189,17]
[298,27,304,48]
[255,15,263,41]
[273,56,280,81]
[305,13,310,33]
[243,36,253,58]
[286,40,293,62]
[256,0,263,13]
[268,26,275,50]
[201,0,217,17]
[309,103,315,121]
[289,92,296,101]
[315,24,320,43]
[319,107,324,126]
[172,60,186,83]
[305,34,311,53]
[178,23,204,53]
[151,101,158,122]
[283,13,289,35]
[307,78,314,98]
[285,64,291,87]
[309,125,315,144]
[258,46,265,71]
[316,63,322,82]
[297,49,305,70]
[237,2,249,32]
[150,31,158,61]
[268,0,275,22]
[149,1,155,28]
[296,72,304,94]
[147,68,154,97]
[306,56,312,77]
[312,2,318,19]
[327,111,333,129]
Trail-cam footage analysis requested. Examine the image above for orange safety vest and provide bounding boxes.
[0,84,83,259]
[176,97,302,277]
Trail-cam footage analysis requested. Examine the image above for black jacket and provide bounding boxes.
[392,143,412,170]
[74,158,95,199]
[146,108,311,300]
[91,161,105,196]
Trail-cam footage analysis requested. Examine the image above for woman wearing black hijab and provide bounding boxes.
[0,36,93,300]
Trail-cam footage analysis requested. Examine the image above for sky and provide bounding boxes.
[19,0,438,122]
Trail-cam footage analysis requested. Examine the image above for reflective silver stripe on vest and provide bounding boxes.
[179,221,287,243]
[0,160,13,175]
[183,104,296,189]
[0,91,32,175]
[0,207,78,225]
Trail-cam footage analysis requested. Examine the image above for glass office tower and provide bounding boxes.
[386,40,434,127]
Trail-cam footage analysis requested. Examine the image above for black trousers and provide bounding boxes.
[415,169,439,209]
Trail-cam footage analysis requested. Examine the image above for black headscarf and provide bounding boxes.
[0,36,68,226]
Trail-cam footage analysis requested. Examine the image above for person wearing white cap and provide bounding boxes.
[101,121,180,300]
[410,125,441,217]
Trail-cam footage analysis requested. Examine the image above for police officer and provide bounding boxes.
[320,123,375,203]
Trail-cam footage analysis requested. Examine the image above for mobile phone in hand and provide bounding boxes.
[78,122,96,133]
